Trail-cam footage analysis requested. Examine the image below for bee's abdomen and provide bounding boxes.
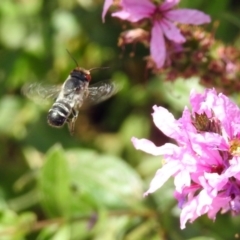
[47,99,71,127]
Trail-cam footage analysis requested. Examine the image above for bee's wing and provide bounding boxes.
[86,80,120,105]
[22,82,62,104]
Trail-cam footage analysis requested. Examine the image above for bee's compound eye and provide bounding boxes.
[47,110,66,127]
[85,73,91,81]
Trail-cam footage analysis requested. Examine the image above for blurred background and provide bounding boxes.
[0,0,240,239]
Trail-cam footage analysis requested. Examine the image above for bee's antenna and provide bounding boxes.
[89,66,110,72]
[66,49,79,68]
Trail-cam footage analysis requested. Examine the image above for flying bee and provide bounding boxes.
[22,60,118,134]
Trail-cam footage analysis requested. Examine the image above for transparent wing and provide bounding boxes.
[86,80,120,105]
[22,82,61,104]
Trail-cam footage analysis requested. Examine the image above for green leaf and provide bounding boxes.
[66,149,143,209]
[149,76,204,112]
[38,145,72,217]
[0,210,36,240]
[93,213,129,240]
[38,146,143,218]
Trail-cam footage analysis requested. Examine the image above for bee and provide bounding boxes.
[22,57,118,134]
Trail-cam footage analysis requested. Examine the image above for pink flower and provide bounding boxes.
[102,0,116,22]
[103,0,211,68]
[132,89,240,228]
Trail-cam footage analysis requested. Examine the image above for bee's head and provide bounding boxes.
[66,50,91,82]
[66,49,108,82]
[71,68,91,82]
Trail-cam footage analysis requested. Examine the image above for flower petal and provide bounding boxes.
[150,21,166,68]
[131,137,178,156]
[160,19,185,43]
[112,10,133,20]
[174,170,191,192]
[102,0,114,22]
[159,0,180,11]
[144,160,180,195]
[113,0,155,22]
[152,105,180,139]
[204,172,228,190]
[166,9,211,25]
[230,196,240,214]
[180,189,213,229]
[121,0,155,12]
[208,196,230,219]
[131,88,240,226]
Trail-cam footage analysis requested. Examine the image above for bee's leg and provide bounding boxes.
[67,119,75,135]
[67,109,78,135]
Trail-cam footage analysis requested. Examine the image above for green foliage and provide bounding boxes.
[0,0,240,239]
[39,145,143,216]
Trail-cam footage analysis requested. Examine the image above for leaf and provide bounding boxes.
[91,209,130,240]
[149,76,204,112]
[38,146,143,218]
[66,149,143,209]
[38,145,72,217]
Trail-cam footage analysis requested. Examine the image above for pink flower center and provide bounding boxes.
[210,164,224,174]
[153,8,165,22]
[152,4,171,23]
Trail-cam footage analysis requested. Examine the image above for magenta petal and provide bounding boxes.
[225,160,240,179]
[152,105,180,138]
[112,10,146,22]
[131,87,240,224]
[144,161,180,195]
[208,196,230,219]
[166,9,211,25]
[131,137,178,156]
[180,190,213,229]
[122,0,155,13]
[112,0,155,22]
[159,0,180,11]
[150,21,166,68]
[102,0,114,22]
[112,10,132,20]
[204,172,228,190]
[230,196,240,214]
[174,170,191,192]
[160,19,185,43]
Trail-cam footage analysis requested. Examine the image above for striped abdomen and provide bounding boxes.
[47,99,72,127]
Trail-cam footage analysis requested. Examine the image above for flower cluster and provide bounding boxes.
[162,26,240,95]
[103,0,211,69]
[132,89,240,228]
